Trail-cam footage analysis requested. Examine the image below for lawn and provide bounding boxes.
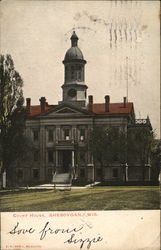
[0,186,160,211]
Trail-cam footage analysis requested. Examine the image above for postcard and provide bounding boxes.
[0,1,160,250]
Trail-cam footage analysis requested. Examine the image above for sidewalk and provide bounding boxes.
[22,182,100,190]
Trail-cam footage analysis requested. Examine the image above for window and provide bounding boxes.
[34,151,39,161]
[48,129,53,142]
[64,129,70,140]
[113,168,119,178]
[76,66,81,81]
[33,169,39,179]
[89,152,93,163]
[80,128,85,141]
[33,130,39,141]
[80,169,85,178]
[80,151,86,162]
[17,169,23,179]
[113,153,119,162]
[96,169,102,177]
[48,150,54,163]
[71,66,75,80]
[48,169,53,180]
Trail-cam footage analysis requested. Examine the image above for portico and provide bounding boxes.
[55,149,75,174]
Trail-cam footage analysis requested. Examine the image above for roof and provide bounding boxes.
[64,31,85,62]
[64,47,84,61]
[89,102,134,116]
[26,105,56,117]
[25,102,134,118]
[70,31,78,40]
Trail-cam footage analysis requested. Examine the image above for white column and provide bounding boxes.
[2,170,6,188]
[72,151,75,178]
[40,126,46,181]
[55,150,58,172]
[148,166,151,181]
[72,151,74,167]
[56,126,60,143]
[125,164,128,182]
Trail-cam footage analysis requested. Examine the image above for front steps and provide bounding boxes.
[52,172,72,190]
[52,173,72,184]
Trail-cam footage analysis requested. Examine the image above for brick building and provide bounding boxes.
[15,31,152,186]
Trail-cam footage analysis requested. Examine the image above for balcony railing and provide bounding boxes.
[135,119,148,124]
[56,139,77,145]
[135,118,152,129]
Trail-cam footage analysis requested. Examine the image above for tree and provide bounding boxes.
[90,126,111,171]
[90,124,155,183]
[0,55,24,130]
[0,54,28,186]
[127,126,155,181]
[90,126,126,180]
[151,140,161,182]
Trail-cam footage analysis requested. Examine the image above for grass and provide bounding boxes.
[0,186,160,211]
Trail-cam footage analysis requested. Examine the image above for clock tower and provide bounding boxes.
[61,31,88,108]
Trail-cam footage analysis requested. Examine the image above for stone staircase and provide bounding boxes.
[52,172,72,190]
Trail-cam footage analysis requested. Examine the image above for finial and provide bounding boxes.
[70,30,78,47]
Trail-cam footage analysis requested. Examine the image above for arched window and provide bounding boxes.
[78,66,81,80]
[71,66,75,80]
[75,65,82,81]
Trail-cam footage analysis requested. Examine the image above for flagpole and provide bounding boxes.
[126,56,128,102]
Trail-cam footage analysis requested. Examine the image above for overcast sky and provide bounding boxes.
[0,0,160,138]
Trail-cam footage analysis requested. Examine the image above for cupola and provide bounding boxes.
[61,31,88,108]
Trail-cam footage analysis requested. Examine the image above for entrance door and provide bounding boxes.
[62,150,72,173]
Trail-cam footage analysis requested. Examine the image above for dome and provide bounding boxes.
[64,47,84,61]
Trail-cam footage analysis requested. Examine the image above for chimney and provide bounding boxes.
[26,98,31,113]
[123,97,127,108]
[105,95,110,112]
[88,95,93,112]
[39,97,46,113]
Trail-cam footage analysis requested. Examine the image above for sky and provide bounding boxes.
[0,0,160,138]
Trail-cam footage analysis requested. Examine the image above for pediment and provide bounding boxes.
[55,107,77,114]
[43,103,88,117]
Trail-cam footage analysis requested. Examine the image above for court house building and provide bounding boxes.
[15,31,152,186]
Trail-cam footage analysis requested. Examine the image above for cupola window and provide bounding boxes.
[71,66,75,80]
[76,65,82,81]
